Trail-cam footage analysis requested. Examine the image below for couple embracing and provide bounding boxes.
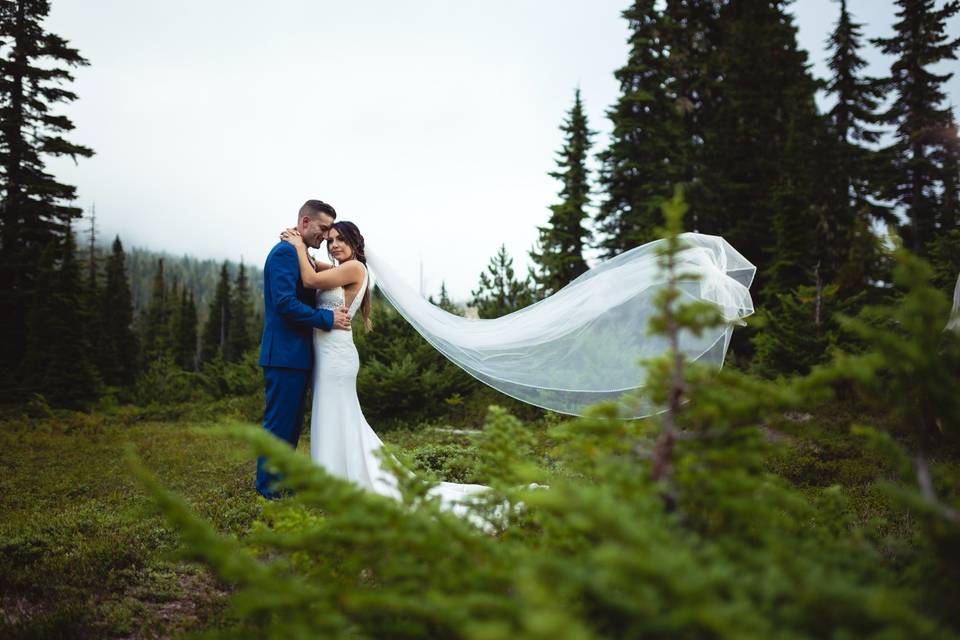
[256,199,494,525]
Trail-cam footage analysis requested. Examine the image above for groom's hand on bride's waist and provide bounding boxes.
[332,307,351,331]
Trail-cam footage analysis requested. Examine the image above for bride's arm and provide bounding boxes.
[281,232,362,290]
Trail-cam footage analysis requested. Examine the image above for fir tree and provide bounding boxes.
[596,0,682,256]
[226,261,253,361]
[529,88,593,297]
[0,0,93,384]
[428,281,459,314]
[935,113,959,230]
[871,0,960,254]
[201,262,232,362]
[823,0,890,294]
[140,258,170,364]
[661,0,722,232]
[172,288,197,371]
[21,226,98,406]
[697,0,826,302]
[469,245,534,319]
[99,235,137,385]
[80,206,105,377]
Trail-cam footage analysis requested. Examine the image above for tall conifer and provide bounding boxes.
[201,262,232,362]
[99,236,137,385]
[823,0,890,294]
[227,262,253,360]
[596,0,682,256]
[470,246,534,319]
[530,88,593,297]
[661,0,722,232]
[141,258,170,364]
[22,226,98,406]
[0,0,93,383]
[697,0,825,301]
[172,288,197,370]
[871,0,960,254]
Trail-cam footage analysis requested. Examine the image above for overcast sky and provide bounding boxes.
[46,1,959,300]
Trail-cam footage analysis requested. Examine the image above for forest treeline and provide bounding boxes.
[1,0,959,411]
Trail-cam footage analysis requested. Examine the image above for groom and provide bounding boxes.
[256,199,351,499]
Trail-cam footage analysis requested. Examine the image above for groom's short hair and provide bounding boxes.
[299,199,337,220]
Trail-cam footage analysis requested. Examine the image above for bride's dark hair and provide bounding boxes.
[329,220,372,331]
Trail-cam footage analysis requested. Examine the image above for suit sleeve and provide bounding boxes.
[271,244,334,331]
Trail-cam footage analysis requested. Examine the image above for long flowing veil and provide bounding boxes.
[365,233,756,418]
[948,272,960,333]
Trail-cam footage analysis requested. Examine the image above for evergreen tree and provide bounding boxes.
[226,261,253,361]
[20,241,56,393]
[140,258,170,364]
[935,113,959,230]
[469,245,534,319]
[529,88,593,297]
[661,0,722,232]
[871,0,960,254]
[99,235,137,385]
[80,207,105,378]
[697,0,826,302]
[0,0,93,385]
[928,117,960,294]
[21,226,98,406]
[596,0,682,256]
[428,281,459,314]
[171,288,197,371]
[823,0,890,295]
[201,262,232,362]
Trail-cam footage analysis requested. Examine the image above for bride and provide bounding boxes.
[279,222,497,527]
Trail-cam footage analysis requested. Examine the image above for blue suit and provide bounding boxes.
[256,242,334,499]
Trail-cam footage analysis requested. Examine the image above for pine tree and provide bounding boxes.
[80,206,105,378]
[823,0,890,294]
[596,0,683,256]
[529,88,593,297]
[21,225,98,406]
[428,281,459,314]
[697,0,826,302]
[469,245,534,319]
[927,117,960,294]
[201,262,232,362]
[661,0,722,232]
[99,235,137,385]
[226,262,253,361]
[140,258,170,364]
[0,0,93,385]
[935,113,959,231]
[871,0,960,254]
[171,288,197,371]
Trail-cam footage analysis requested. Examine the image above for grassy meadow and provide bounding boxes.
[0,402,514,639]
[1,395,954,638]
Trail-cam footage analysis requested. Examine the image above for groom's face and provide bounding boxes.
[300,213,335,249]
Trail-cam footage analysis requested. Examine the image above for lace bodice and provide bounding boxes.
[315,264,368,317]
[316,285,345,311]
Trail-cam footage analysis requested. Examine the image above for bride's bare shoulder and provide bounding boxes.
[340,259,366,282]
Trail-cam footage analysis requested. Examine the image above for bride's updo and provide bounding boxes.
[329,221,372,331]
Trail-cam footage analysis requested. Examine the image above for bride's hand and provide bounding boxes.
[280,228,305,249]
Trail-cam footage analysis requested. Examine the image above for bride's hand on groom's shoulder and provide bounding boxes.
[280,228,305,249]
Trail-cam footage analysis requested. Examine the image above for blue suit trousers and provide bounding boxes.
[256,366,311,499]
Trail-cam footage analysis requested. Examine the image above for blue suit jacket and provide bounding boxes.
[258,242,334,370]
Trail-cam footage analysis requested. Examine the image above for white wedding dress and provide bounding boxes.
[308,265,502,530]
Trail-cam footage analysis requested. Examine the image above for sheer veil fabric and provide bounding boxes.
[365,232,756,418]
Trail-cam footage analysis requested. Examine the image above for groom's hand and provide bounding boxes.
[332,307,351,331]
